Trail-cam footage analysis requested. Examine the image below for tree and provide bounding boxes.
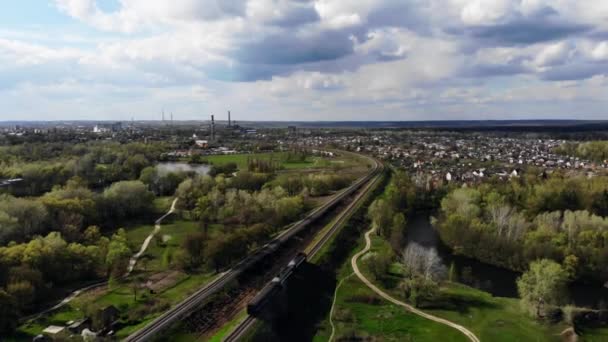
[390,213,406,252]
[517,259,568,318]
[193,196,214,233]
[368,199,393,237]
[0,290,18,335]
[366,251,393,281]
[562,254,579,281]
[7,280,35,311]
[448,262,457,282]
[105,229,131,278]
[83,225,102,245]
[181,232,207,270]
[102,181,154,223]
[398,276,439,307]
[0,195,48,241]
[401,243,446,282]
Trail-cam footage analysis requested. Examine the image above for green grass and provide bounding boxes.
[207,310,248,342]
[580,327,608,341]
[153,196,173,214]
[125,220,200,272]
[204,152,368,172]
[204,152,315,170]
[361,232,571,342]
[317,275,468,342]
[427,283,564,342]
[15,219,218,340]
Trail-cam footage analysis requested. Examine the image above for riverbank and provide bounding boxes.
[409,213,608,309]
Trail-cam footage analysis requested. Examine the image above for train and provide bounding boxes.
[231,158,379,276]
[247,252,307,316]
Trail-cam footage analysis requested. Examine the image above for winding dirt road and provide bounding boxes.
[350,227,481,342]
[126,198,178,275]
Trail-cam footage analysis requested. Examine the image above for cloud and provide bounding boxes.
[1,0,607,121]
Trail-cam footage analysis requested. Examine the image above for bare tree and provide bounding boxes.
[401,243,446,282]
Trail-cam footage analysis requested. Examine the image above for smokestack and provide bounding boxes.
[211,114,215,140]
[228,111,231,128]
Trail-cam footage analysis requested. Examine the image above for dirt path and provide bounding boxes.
[328,272,354,342]
[21,198,179,323]
[350,227,481,342]
[126,198,178,275]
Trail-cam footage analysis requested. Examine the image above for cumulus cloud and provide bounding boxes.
[0,0,606,120]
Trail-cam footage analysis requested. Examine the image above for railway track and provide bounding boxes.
[125,153,381,342]
[223,156,384,342]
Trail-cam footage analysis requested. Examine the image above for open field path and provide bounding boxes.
[350,226,481,342]
[126,198,178,274]
[21,198,178,322]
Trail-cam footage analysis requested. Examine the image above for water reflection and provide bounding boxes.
[156,162,211,175]
[405,213,608,308]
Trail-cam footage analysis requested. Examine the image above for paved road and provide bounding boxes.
[351,227,481,342]
[127,198,178,275]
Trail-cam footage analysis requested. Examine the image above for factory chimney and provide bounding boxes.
[228,111,231,128]
[211,114,216,140]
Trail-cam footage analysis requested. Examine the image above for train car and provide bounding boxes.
[246,253,308,316]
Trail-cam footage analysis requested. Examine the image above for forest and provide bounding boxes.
[0,141,356,335]
[435,172,608,282]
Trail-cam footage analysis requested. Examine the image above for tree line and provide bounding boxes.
[0,141,166,196]
[435,173,608,282]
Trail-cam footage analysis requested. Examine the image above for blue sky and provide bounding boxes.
[1,1,607,121]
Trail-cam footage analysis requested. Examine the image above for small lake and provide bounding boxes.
[406,214,608,308]
[156,162,211,175]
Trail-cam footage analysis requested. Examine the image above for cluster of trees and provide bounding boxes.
[517,259,568,318]
[271,172,354,197]
[139,166,189,196]
[173,174,306,271]
[363,171,446,307]
[367,171,415,252]
[397,243,446,307]
[0,179,155,245]
[282,149,309,163]
[0,227,134,332]
[435,174,608,281]
[208,162,238,177]
[247,158,281,173]
[0,141,166,196]
[556,141,608,162]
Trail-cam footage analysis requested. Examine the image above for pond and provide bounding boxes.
[406,213,608,308]
[156,162,211,175]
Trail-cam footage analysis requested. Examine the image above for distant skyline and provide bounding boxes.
[1,1,607,121]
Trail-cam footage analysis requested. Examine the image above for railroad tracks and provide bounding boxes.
[125,154,381,342]
[223,157,384,342]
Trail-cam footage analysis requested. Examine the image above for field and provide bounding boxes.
[125,219,201,272]
[204,152,316,170]
[13,217,219,340]
[204,151,372,174]
[315,272,468,342]
[311,231,587,342]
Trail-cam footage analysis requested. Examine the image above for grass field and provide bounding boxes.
[360,235,569,342]
[312,232,468,342]
[15,272,218,340]
[14,218,217,340]
[204,151,371,173]
[125,219,200,272]
[315,273,469,342]
[204,152,316,170]
[310,229,592,342]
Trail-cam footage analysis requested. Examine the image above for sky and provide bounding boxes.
[1,1,607,121]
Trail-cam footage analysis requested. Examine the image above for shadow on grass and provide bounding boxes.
[419,290,500,314]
